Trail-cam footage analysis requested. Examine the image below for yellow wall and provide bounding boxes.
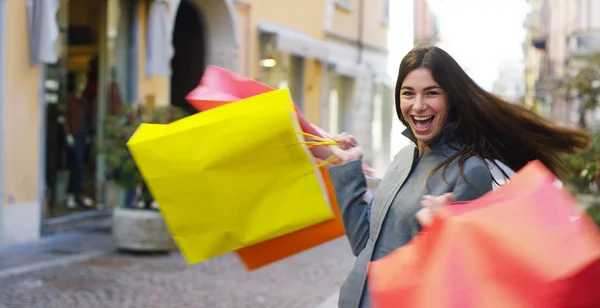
[136,0,170,107]
[250,0,325,40]
[302,60,323,124]
[330,0,360,39]
[329,0,388,49]
[362,0,388,49]
[3,1,41,203]
[247,0,325,80]
[243,0,327,124]
[235,2,252,77]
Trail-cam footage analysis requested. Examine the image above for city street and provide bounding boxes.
[0,225,353,308]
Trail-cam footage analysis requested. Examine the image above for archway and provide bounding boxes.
[170,0,206,114]
[170,0,238,114]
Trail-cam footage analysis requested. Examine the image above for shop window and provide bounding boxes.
[382,0,390,26]
[372,83,394,170]
[328,73,355,134]
[258,33,305,110]
[328,89,340,134]
[335,0,352,11]
[43,0,136,219]
[112,0,138,105]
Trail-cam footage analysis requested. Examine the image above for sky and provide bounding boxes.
[387,0,530,90]
[386,0,531,153]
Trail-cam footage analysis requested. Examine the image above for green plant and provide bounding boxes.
[586,203,600,227]
[563,129,600,194]
[562,54,600,191]
[566,54,600,128]
[101,104,189,209]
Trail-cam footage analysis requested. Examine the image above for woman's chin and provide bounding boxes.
[412,130,440,144]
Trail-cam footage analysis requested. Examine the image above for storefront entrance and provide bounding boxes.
[44,0,104,218]
[42,0,237,220]
[170,0,206,115]
[43,0,136,219]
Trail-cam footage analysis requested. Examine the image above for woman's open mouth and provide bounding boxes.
[411,115,435,133]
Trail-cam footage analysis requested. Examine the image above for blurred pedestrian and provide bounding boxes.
[65,71,95,209]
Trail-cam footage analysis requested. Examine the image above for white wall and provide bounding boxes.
[2,201,41,245]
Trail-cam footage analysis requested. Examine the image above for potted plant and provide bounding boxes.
[102,104,188,252]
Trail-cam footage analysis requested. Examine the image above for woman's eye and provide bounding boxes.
[426,91,439,96]
[402,91,414,96]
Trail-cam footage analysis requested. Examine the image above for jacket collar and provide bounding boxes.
[401,122,458,151]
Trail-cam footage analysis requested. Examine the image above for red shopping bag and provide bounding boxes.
[235,167,346,270]
[185,65,380,176]
[185,65,321,138]
[368,160,600,308]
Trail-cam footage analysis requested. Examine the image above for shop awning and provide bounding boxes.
[330,60,393,87]
[27,0,60,65]
[333,61,360,78]
[258,22,329,62]
[146,0,180,77]
[374,72,394,89]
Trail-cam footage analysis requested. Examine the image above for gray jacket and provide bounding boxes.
[328,128,494,308]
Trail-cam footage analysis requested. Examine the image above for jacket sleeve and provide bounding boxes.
[453,158,494,202]
[328,160,370,256]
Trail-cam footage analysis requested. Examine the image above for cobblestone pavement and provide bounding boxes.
[0,238,354,308]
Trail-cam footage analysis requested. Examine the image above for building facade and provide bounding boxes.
[527,0,600,125]
[0,0,392,245]
[322,0,393,172]
[522,0,544,111]
[413,0,439,46]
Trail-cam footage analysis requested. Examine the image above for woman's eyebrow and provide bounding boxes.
[400,85,441,91]
[424,85,442,91]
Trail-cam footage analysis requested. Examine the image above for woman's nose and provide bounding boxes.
[413,96,427,111]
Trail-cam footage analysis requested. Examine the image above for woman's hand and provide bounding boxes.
[416,193,453,227]
[331,133,363,164]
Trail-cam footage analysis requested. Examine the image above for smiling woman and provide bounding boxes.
[398,68,448,152]
[326,46,591,308]
[394,46,590,179]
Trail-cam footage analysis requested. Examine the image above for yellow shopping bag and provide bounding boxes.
[127,89,334,264]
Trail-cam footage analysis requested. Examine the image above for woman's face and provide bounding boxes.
[399,68,449,143]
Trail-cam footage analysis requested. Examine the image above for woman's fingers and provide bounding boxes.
[331,132,357,150]
[331,145,363,163]
[415,208,434,227]
[418,193,455,227]
[331,135,347,149]
[421,193,454,212]
[346,133,357,147]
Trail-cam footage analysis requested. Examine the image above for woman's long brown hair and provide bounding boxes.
[395,46,591,180]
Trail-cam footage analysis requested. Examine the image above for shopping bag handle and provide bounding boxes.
[297,131,341,168]
[298,132,335,144]
[316,155,341,168]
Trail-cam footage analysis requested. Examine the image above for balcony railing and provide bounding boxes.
[568,29,600,58]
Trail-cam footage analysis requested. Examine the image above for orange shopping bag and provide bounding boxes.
[368,160,600,308]
[235,167,346,270]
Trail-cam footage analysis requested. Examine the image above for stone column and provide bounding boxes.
[352,70,374,165]
[208,46,238,72]
[319,64,334,130]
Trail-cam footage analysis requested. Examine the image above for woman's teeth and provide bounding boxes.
[413,116,433,121]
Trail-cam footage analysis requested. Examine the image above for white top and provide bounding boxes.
[486,159,516,189]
